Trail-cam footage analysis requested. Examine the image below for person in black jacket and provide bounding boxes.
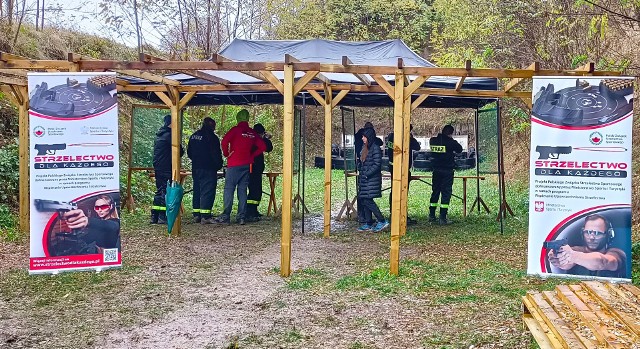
[246,123,274,221]
[61,194,120,254]
[429,125,463,225]
[357,127,389,233]
[188,117,223,224]
[386,124,421,225]
[151,114,184,224]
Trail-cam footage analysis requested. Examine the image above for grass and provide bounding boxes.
[0,167,638,348]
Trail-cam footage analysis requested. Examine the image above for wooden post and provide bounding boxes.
[390,71,405,276]
[323,84,333,238]
[281,64,295,277]
[399,95,411,235]
[169,101,182,234]
[16,86,29,235]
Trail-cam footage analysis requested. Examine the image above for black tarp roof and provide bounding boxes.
[122,39,498,108]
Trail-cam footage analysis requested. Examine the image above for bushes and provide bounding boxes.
[0,140,19,209]
[0,203,19,241]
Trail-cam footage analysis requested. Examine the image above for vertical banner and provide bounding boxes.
[28,72,121,274]
[527,77,633,281]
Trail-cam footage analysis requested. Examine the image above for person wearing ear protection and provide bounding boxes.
[548,214,627,278]
[60,194,121,253]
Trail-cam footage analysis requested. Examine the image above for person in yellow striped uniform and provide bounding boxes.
[428,125,462,225]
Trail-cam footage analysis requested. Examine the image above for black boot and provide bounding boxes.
[439,208,452,225]
[193,214,202,224]
[158,211,167,224]
[428,206,437,223]
[150,210,159,224]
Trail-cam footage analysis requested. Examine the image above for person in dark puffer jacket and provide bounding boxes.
[357,127,389,232]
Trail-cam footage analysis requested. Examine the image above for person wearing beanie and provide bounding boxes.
[246,123,273,221]
[216,109,267,224]
[428,124,462,225]
[151,114,184,224]
[187,117,223,224]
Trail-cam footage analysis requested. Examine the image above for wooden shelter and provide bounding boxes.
[0,44,620,276]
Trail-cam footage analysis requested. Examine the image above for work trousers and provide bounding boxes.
[152,170,171,220]
[192,168,218,219]
[430,168,454,207]
[246,166,264,217]
[359,197,384,225]
[222,164,250,220]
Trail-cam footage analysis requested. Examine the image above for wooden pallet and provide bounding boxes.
[523,281,640,349]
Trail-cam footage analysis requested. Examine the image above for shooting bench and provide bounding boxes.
[337,172,486,219]
[522,281,640,348]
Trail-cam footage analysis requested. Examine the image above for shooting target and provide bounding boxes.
[532,79,633,127]
[29,76,117,118]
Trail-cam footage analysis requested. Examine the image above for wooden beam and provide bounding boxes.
[399,93,412,236]
[176,70,230,85]
[341,56,371,86]
[68,52,181,86]
[16,86,29,235]
[0,85,19,105]
[178,91,197,109]
[307,89,325,105]
[211,53,270,82]
[323,84,332,238]
[331,90,349,108]
[0,73,27,85]
[139,53,166,63]
[154,91,173,107]
[504,62,540,92]
[404,75,428,100]
[115,82,532,98]
[411,94,430,111]
[390,70,404,276]
[293,71,319,95]
[260,70,284,95]
[281,64,295,277]
[0,58,620,77]
[576,62,595,73]
[454,60,472,91]
[371,74,394,98]
[138,53,231,85]
[285,54,331,84]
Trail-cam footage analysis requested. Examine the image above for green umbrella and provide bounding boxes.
[165,180,184,235]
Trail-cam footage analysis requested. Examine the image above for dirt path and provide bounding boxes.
[98,227,359,349]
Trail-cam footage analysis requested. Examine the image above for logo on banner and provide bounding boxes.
[33,126,45,137]
[589,131,603,145]
[534,201,544,212]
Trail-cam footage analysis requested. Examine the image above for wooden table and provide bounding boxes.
[342,172,486,217]
[264,172,307,216]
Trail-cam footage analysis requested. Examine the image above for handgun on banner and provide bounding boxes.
[34,143,66,155]
[535,145,572,159]
[34,199,77,213]
[543,238,568,255]
[34,142,113,155]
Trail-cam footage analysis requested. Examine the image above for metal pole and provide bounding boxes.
[301,96,307,235]
[496,100,504,235]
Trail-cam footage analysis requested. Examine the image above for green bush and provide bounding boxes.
[0,140,19,209]
[0,203,19,241]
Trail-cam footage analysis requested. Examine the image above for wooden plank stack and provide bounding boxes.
[523,281,640,348]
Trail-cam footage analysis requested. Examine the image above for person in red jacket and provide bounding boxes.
[215,109,266,224]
